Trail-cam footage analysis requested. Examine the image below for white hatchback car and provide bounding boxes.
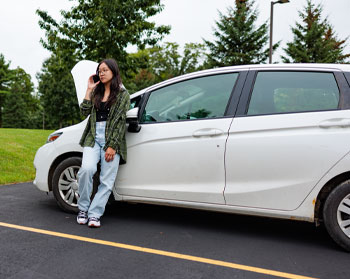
[34,61,350,251]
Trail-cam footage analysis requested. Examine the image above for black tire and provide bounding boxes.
[323,180,350,252]
[52,157,99,213]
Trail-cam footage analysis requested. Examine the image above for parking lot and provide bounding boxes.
[0,183,349,279]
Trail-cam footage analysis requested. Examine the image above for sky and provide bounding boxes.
[0,0,349,88]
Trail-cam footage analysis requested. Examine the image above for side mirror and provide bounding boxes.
[126,107,141,133]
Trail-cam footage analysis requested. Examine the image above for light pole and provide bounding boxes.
[269,0,289,64]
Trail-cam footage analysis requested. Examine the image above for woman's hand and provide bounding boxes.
[84,75,100,100]
[105,147,116,162]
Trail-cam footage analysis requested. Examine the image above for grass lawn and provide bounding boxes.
[0,128,54,185]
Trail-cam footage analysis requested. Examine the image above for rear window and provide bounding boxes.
[247,71,340,115]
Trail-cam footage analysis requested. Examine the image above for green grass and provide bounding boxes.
[0,128,54,185]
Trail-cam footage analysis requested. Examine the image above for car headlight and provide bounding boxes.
[46,132,63,143]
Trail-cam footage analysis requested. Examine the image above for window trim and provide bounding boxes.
[138,71,244,124]
[336,72,350,109]
[343,72,350,87]
[236,69,344,117]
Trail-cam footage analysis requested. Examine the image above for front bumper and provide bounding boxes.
[33,143,59,192]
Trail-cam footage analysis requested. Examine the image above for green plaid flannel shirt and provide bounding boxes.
[79,88,130,163]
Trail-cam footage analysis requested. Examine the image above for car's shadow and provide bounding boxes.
[104,201,340,252]
[33,188,341,253]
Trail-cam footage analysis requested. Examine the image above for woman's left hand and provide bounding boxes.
[105,147,116,162]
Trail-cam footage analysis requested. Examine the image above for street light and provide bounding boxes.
[269,0,289,64]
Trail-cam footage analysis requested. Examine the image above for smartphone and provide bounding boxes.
[92,74,100,83]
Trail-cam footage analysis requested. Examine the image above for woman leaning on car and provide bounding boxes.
[76,58,130,228]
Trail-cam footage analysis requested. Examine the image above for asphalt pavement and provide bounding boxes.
[0,182,348,279]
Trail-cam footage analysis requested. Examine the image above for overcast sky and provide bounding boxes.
[0,0,349,88]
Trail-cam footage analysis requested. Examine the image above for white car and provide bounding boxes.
[34,61,350,251]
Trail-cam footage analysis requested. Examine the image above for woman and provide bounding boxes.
[77,58,130,228]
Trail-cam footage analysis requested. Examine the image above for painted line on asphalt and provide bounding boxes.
[0,221,318,279]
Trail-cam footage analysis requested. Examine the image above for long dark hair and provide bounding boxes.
[93,58,122,109]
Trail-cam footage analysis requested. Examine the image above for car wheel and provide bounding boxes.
[52,157,99,213]
[323,180,350,252]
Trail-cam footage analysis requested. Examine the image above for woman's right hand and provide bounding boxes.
[84,75,100,100]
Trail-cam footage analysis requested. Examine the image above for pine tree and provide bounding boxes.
[204,0,277,67]
[282,0,350,63]
[2,67,39,129]
[0,54,13,128]
[37,53,81,129]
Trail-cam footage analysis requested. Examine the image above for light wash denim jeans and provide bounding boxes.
[77,121,120,218]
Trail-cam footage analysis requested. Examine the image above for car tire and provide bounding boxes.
[52,157,99,213]
[323,180,350,252]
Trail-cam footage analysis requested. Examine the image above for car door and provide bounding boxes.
[115,72,241,204]
[224,68,350,210]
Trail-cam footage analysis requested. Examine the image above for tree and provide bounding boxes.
[36,0,170,72]
[36,0,170,129]
[125,42,207,92]
[204,0,277,67]
[282,0,350,63]
[2,67,41,129]
[150,42,207,80]
[0,54,13,128]
[37,53,81,129]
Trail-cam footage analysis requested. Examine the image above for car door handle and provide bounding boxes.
[193,128,224,137]
[319,119,350,128]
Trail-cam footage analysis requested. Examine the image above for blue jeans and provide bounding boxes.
[77,121,120,218]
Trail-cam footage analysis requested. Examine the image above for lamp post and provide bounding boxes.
[269,0,289,64]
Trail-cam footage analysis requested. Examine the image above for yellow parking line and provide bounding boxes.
[0,221,317,279]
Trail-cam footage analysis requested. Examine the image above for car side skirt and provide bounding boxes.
[112,191,315,222]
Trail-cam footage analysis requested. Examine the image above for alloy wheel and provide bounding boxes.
[58,166,80,207]
[337,193,350,238]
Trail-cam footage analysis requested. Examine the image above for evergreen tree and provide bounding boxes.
[204,0,277,67]
[0,54,13,128]
[282,0,350,63]
[3,68,32,128]
[37,53,80,129]
[2,67,41,129]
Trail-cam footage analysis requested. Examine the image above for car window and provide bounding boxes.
[141,73,238,123]
[129,95,142,110]
[247,71,340,115]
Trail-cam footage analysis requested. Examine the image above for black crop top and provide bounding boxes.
[96,102,110,122]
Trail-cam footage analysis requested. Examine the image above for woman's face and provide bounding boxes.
[98,62,113,85]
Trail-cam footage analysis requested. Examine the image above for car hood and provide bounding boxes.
[71,60,98,105]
